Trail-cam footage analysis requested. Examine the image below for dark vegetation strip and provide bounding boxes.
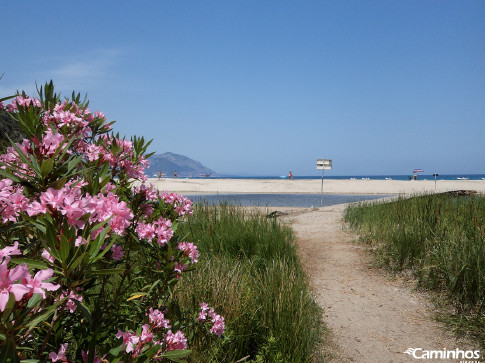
[344,194,485,347]
[176,204,325,362]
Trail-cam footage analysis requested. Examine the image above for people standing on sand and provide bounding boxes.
[289,170,293,179]
[174,171,178,178]
[158,171,162,180]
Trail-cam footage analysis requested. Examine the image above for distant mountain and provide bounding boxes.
[147,152,217,177]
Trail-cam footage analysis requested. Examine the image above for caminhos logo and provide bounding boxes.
[403,348,481,361]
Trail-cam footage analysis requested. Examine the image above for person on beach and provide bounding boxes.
[158,171,162,180]
[174,170,178,178]
[289,170,293,179]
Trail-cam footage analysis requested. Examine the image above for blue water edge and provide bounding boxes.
[185,193,392,208]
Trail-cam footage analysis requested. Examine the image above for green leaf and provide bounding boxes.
[72,299,92,326]
[67,253,86,272]
[88,226,109,257]
[108,343,123,357]
[158,349,192,362]
[40,158,54,177]
[0,95,15,103]
[59,233,70,262]
[27,298,65,330]
[9,258,48,270]
[1,294,16,323]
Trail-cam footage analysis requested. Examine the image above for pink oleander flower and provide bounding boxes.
[135,217,173,245]
[148,308,171,329]
[164,330,187,351]
[8,96,41,111]
[24,268,60,298]
[140,324,154,343]
[174,262,187,274]
[41,249,55,263]
[0,242,22,262]
[160,191,193,216]
[58,289,83,313]
[0,261,30,311]
[116,330,140,353]
[111,244,124,260]
[49,343,68,362]
[177,242,199,263]
[0,179,29,223]
[41,128,65,157]
[209,312,225,337]
[198,302,209,321]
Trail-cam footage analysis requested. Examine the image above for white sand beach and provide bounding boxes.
[147,178,485,195]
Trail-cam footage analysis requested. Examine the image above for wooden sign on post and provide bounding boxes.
[316,159,332,170]
[316,159,332,206]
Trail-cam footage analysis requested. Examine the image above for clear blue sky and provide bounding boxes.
[1,1,484,176]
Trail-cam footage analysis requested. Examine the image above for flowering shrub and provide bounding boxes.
[0,82,223,362]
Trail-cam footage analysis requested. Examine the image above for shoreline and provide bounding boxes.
[146,178,485,195]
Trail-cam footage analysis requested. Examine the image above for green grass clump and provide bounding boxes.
[176,204,324,362]
[344,193,485,345]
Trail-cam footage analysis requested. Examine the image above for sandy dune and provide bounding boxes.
[147,178,485,195]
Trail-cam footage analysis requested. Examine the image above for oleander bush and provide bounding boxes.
[0,82,224,362]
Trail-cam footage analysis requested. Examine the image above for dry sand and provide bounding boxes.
[278,205,477,362]
[147,177,485,195]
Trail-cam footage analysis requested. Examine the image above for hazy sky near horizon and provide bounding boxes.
[1,1,484,176]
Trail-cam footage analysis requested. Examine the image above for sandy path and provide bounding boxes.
[280,204,475,363]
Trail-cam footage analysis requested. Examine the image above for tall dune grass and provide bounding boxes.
[176,204,324,362]
[344,193,485,344]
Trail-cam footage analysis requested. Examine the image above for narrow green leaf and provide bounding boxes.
[27,298,65,330]
[40,158,54,177]
[9,258,48,270]
[59,234,70,262]
[71,299,92,326]
[1,294,16,323]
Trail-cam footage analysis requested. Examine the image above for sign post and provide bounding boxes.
[316,159,332,206]
[433,173,439,191]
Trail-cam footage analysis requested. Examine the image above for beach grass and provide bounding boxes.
[176,203,325,362]
[344,193,485,346]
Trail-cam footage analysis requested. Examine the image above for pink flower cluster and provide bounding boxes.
[82,135,148,180]
[6,96,41,111]
[0,244,59,312]
[57,289,83,313]
[160,191,193,216]
[0,179,28,223]
[49,343,105,363]
[177,242,199,263]
[135,217,173,245]
[116,307,187,358]
[37,128,65,157]
[0,138,36,178]
[198,302,225,337]
[27,183,133,236]
[134,183,159,202]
